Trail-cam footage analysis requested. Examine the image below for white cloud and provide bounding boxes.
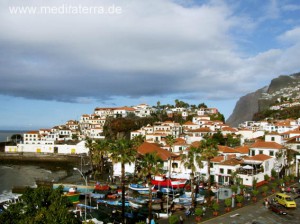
[0,0,299,106]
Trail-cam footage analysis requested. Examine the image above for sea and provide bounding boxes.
[0,130,77,193]
[0,130,27,142]
[0,164,70,194]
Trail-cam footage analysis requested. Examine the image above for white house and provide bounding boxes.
[5,141,88,155]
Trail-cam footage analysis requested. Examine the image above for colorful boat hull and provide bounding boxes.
[53,183,94,193]
[64,193,80,204]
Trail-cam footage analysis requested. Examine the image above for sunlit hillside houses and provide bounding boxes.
[4,102,300,185]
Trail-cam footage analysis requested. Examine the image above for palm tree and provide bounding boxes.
[109,139,137,224]
[165,135,176,176]
[94,139,110,177]
[165,135,176,152]
[131,135,145,181]
[138,152,164,221]
[85,138,97,178]
[199,138,218,190]
[181,146,203,206]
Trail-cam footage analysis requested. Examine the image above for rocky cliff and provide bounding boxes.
[226,87,266,127]
[226,72,300,127]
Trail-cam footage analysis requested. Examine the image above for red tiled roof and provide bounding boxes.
[137,142,175,161]
[218,145,237,153]
[234,146,249,154]
[246,154,272,161]
[183,121,197,125]
[26,131,39,134]
[211,155,224,163]
[188,127,211,132]
[218,157,241,166]
[250,141,283,149]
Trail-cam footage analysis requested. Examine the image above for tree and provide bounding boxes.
[199,138,218,190]
[0,186,80,224]
[109,138,137,224]
[181,146,203,206]
[137,152,164,221]
[85,138,97,179]
[131,135,145,181]
[198,103,207,108]
[10,134,22,144]
[94,139,110,177]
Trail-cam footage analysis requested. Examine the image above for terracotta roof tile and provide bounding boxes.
[218,157,241,166]
[234,146,249,154]
[137,142,175,161]
[250,141,283,149]
[246,154,272,161]
[218,145,237,153]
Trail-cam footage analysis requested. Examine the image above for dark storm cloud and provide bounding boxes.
[1,0,300,104]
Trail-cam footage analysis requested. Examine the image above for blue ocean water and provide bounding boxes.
[0,130,27,142]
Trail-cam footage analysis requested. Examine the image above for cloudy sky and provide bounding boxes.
[0,0,300,130]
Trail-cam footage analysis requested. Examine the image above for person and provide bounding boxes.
[150,218,155,224]
[202,206,206,216]
[146,217,149,224]
[179,215,184,224]
[264,198,268,208]
[247,193,251,201]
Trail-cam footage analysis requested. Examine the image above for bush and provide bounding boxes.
[212,201,220,211]
[168,214,179,224]
[264,174,270,182]
[231,185,238,194]
[236,195,244,203]
[252,189,259,197]
[271,169,277,178]
[225,198,231,207]
[261,185,269,194]
[195,208,203,216]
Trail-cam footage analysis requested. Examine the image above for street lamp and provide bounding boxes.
[73,167,87,221]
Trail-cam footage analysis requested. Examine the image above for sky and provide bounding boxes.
[0,0,300,130]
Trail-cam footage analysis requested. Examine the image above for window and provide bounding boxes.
[220,168,224,174]
[259,150,263,154]
[297,145,300,150]
[269,151,274,156]
[251,150,255,156]
[172,163,178,168]
[271,137,275,141]
[227,169,232,174]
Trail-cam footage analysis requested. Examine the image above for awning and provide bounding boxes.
[243,165,254,170]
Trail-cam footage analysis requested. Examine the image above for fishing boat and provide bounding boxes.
[128,197,162,209]
[173,192,205,205]
[0,193,22,210]
[53,183,95,193]
[63,187,80,204]
[128,197,148,209]
[151,176,187,189]
[90,193,106,199]
[129,184,155,194]
[94,182,110,192]
[97,199,129,207]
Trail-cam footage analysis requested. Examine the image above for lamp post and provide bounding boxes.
[74,167,87,221]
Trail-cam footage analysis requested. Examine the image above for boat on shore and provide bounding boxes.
[63,187,80,204]
[173,192,205,205]
[53,183,95,193]
[151,176,187,189]
[128,184,155,195]
[97,199,130,207]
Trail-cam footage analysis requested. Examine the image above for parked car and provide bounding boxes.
[269,203,288,215]
[274,193,297,208]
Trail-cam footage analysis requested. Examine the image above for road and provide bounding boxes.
[157,182,300,224]
[202,197,300,224]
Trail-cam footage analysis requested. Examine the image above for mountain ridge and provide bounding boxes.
[226,72,300,127]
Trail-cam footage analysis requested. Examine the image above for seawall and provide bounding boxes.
[0,152,85,164]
